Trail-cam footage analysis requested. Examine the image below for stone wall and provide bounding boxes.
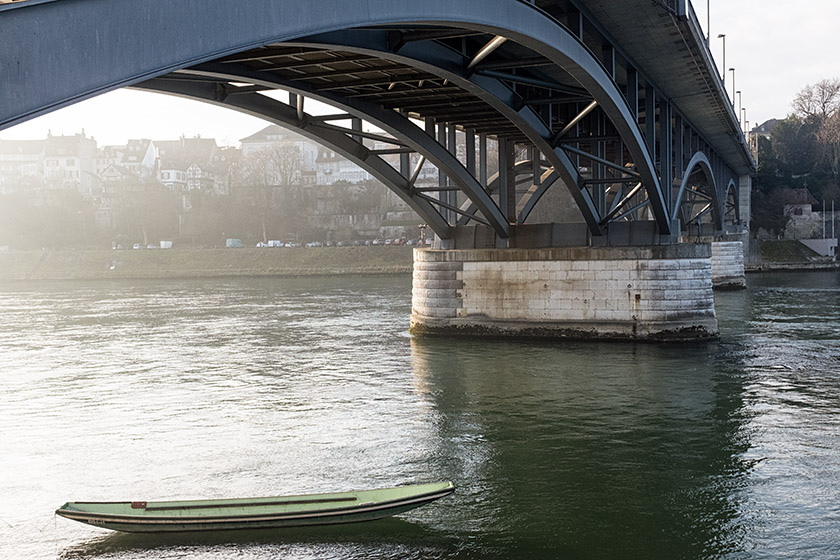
[710,241,746,290]
[411,245,718,341]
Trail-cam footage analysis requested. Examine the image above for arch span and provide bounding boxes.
[1,0,671,238]
[724,179,740,226]
[673,151,722,230]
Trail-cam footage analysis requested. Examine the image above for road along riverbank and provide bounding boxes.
[0,246,414,281]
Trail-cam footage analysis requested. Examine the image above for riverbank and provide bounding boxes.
[0,246,414,281]
[745,239,839,272]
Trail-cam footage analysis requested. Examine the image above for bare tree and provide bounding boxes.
[233,143,305,242]
[816,111,840,189]
[793,78,840,119]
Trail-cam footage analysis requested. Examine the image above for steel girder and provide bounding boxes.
[135,76,455,237]
[453,159,558,226]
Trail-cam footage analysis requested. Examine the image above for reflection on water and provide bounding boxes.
[410,337,754,558]
[0,272,838,559]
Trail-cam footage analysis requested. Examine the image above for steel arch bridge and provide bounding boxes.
[0,0,754,247]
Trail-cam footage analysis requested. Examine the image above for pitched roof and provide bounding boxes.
[239,124,304,144]
[783,188,819,206]
[156,136,219,169]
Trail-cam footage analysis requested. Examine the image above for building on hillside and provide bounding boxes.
[240,125,318,184]
[752,119,779,141]
[0,132,98,197]
[119,139,157,180]
[315,148,373,185]
[96,145,124,177]
[43,132,98,195]
[0,139,44,194]
[157,135,238,195]
[784,188,821,240]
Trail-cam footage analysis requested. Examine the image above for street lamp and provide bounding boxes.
[707,0,711,46]
[717,34,726,80]
[729,68,735,103]
[736,90,742,128]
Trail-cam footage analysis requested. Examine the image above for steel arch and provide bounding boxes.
[724,179,740,225]
[0,0,671,237]
[673,151,722,230]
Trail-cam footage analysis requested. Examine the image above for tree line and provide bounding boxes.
[752,78,840,235]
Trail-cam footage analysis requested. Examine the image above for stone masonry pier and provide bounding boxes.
[710,241,747,290]
[410,245,719,342]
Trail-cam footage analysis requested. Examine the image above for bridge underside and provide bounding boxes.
[1,0,754,249]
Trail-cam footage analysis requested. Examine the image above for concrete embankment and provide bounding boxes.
[0,247,414,281]
[745,239,838,272]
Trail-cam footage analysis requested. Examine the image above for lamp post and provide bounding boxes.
[736,90,742,128]
[729,68,735,103]
[718,34,726,80]
[707,0,711,46]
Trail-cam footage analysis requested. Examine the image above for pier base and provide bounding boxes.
[410,245,719,342]
[710,241,747,290]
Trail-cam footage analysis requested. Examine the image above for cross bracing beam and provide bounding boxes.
[455,159,565,227]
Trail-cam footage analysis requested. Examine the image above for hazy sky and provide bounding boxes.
[1,0,837,147]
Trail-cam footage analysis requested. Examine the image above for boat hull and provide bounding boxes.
[56,482,454,533]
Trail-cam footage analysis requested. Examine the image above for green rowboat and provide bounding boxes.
[56,481,454,533]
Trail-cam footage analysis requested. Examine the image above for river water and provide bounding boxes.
[0,271,838,559]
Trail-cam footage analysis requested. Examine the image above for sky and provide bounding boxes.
[0,0,838,147]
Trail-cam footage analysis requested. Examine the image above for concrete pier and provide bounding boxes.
[710,241,747,290]
[410,245,718,341]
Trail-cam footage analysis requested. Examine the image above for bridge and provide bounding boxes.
[0,0,754,341]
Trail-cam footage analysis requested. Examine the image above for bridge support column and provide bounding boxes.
[711,241,746,290]
[410,246,719,341]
